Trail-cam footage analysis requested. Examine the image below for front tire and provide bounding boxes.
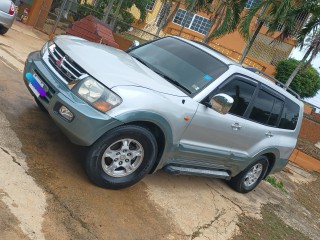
[228,156,269,193]
[34,97,47,112]
[0,26,9,35]
[85,125,158,189]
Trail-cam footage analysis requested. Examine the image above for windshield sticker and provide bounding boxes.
[203,75,213,81]
[192,84,200,90]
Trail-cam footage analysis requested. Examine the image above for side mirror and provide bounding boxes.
[210,93,234,115]
[129,40,140,50]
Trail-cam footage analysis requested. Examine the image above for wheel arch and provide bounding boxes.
[253,148,280,177]
[115,111,174,173]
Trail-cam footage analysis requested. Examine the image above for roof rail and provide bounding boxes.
[244,67,301,100]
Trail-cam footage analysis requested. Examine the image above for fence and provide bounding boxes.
[31,0,158,44]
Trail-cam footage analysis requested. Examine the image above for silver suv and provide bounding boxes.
[23,36,303,193]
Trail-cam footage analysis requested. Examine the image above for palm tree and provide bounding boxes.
[155,0,182,36]
[284,6,320,89]
[155,0,173,36]
[203,0,247,43]
[103,0,116,22]
[110,0,124,30]
[238,0,304,64]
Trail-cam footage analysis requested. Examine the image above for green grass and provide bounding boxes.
[265,176,285,190]
[233,204,309,240]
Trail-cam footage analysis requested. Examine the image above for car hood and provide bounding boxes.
[54,36,187,97]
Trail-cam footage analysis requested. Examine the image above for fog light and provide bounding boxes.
[59,105,74,121]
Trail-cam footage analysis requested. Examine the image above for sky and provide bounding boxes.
[290,48,320,108]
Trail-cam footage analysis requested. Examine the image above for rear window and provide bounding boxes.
[249,90,284,127]
[279,100,300,130]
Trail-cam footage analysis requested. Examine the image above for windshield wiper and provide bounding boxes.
[132,55,192,94]
[153,70,192,94]
[131,55,154,69]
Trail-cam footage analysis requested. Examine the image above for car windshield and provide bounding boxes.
[129,37,228,95]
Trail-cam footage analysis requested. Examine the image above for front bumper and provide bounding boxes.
[0,11,14,29]
[23,51,123,146]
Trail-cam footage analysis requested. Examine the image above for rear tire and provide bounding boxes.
[228,156,269,193]
[85,125,158,189]
[0,26,9,35]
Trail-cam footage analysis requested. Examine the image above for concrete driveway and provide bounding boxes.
[0,22,319,240]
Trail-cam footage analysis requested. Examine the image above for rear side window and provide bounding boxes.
[249,90,284,126]
[218,79,257,117]
[279,100,300,130]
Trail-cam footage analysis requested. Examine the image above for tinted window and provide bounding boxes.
[249,90,284,126]
[218,79,256,117]
[130,38,228,95]
[279,100,300,130]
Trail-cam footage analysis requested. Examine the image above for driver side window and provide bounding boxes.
[215,78,257,117]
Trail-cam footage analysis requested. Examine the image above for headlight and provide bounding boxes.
[75,77,122,112]
[40,40,54,57]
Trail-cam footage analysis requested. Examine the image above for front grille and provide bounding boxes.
[48,45,87,83]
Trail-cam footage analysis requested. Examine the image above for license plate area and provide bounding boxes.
[28,73,46,98]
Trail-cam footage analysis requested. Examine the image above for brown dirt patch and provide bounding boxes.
[294,172,320,221]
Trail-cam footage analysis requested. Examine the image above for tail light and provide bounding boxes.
[8,3,15,15]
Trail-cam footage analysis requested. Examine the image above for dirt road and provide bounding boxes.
[0,22,319,240]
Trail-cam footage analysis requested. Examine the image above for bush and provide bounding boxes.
[73,2,104,21]
[275,58,320,98]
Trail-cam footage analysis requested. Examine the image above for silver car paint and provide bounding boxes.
[30,35,303,176]
[0,0,15,29]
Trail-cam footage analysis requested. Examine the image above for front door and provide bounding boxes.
[176,75,268,171]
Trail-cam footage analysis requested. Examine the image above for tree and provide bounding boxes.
[75,0,150,32]
[238,0,304,64]
[203,0,247,43]
[155,0,181,36]
[275,59,320,98]
[103,0,116,22]
[284,2,320,88]
[155,0,173,36]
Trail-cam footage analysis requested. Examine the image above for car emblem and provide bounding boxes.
[56,57,65,67]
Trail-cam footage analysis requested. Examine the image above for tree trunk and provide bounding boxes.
[103,0,116,23]
[239,21,264,64]
[284,47,313,89]
[204,5,226,43]
[155,0,173,36]
[110,0,124,30]
[203,20,215,43]
[162,1,181,30]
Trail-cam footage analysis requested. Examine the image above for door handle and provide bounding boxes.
[265,131,274,137]
[231,123,242,130]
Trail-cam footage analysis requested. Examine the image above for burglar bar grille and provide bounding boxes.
[48,45,87,83]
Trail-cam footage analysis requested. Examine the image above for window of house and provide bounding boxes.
[173,8,211,35]
[246,0,259,9]
[146,0,157,11]
[217,79,257,117]
[249,90,284,126]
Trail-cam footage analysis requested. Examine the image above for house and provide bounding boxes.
[130,0,308,75]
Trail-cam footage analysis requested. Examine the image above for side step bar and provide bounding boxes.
[163,165,230,180]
